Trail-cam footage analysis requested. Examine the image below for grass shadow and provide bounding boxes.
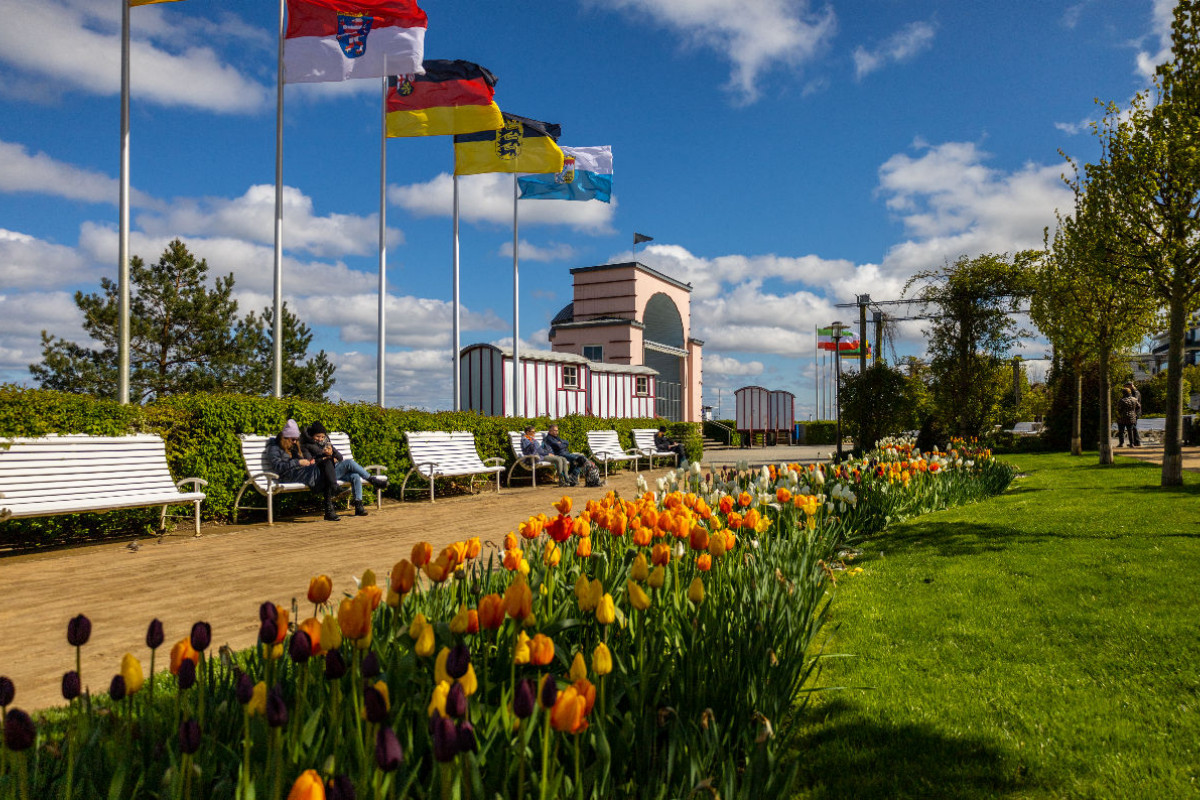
[864,521,1032,558]
[791,697,1041,799]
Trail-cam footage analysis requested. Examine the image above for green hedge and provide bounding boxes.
[798,421,838,445]
[0,386,702,545]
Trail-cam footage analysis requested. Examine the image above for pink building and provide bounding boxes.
[549,262,703,422]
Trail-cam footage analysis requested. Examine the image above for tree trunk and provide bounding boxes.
[1071,370,1083,456]
[1162,292,1186,486]
[1097,342,1113,465]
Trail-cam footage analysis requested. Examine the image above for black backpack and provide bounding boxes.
[583,459,604,488]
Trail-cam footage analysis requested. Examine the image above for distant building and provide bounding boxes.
[549,262,703,422]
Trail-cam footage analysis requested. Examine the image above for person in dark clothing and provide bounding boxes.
[265,418,342,520]
[1116,388,1140,448]
[654,425,686,461]
[520,425,570,485]
[1123,382,1142,446]
[301,421,387,517]
[544,423,587,486]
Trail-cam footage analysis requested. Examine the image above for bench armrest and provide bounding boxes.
[363,464,387,473]
[248,471,284,491]
[483,457,505,468]
[176,477,209,491]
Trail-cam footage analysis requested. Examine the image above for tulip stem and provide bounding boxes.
[574,735,582,800]
[16,750,29,800]
[539,710,552,800]
[516,734,527,800]
[239,708,252,800]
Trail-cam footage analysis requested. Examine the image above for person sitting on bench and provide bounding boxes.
[520,425,571,486]
[265,419,342,521]
[654,425,686,461]
[544,423,587,487]
[301,421,387,516]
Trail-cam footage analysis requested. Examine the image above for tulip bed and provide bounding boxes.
[0,442,1014,800]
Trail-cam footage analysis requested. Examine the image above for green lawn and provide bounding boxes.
[792,452,1200,799]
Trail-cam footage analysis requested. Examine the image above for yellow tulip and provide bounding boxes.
[513,631,532,665]
[688,576,705,605]
[708,531,727,558]
[361,568,377,588]
[595,593,616,625]
[588,579,603,609]
[575,574,596,611]
[554,495,572,515]
[247,681,267,716]
[120,653,144,695]
[428,680,450,717]
[569,652,588,682]
[459,663,478,696]
[385,588,401,608]
[435,647,452,684]
[450,604,472,635]
[408,613,428,640]
[543,541,562,567]
[372,680,390,712]
[320,614,343,651]
[648,565,666,590]
[628,580,651,611]
[630,553,649,582]
[415,621,435,657]
[592,642,613,676]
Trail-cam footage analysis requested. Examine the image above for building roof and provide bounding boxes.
[569,261,693,293]
[463,343,658,375]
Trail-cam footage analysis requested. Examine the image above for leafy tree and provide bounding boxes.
[31,239,335,403]
[905,252,1037,439]
[1082,1,1200,484]
[838,363,921,451]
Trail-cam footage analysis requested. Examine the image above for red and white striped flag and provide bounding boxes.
[284,0,426,83]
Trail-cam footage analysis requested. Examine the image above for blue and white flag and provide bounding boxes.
[518,145,612,202]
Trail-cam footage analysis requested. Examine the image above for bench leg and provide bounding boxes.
[268,490,275,526]
[193,499,202,537]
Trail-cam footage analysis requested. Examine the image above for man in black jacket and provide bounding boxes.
[544,424,587,486]
[301,422,387,516]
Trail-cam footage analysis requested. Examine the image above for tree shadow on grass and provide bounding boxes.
[863,521,1029,559]
[791,697,1043,800]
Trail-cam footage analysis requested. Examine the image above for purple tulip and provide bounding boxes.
[431,714,459,763]
[67,614,91,647]
[361,650,380,678]
[189,621,211,652]
[259,602,278,622]
[375,726,403,772]
[235,672,254,705]
[445,644,470,680]
[289,630,312,664]
[445,682,467,719]
[178,719,202,755]
[259,618,278,645]
[325,650,347,681]
[145,618,164,650]
[266,686,288,727]
[0,676,13,707]
[456,719,477,754]
[540,675,558,710]
[109,674,126,703]
[61,671,80,702]
[2,708,35,751]
[363,685,388,723]
[177,658,197,691]
[513,677,536,719]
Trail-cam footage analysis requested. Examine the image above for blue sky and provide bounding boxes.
[0,0,1175,414]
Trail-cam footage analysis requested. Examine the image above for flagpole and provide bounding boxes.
[452,174,461,411]
[512,174,522,418]
[118,0,131,404]
[272,0,285,398]
[814,327,819,422]
[377,74,387,407]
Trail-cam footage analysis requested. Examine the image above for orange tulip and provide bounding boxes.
[696,553,712,572]
[465,536,482,559]
[298,617,323,656]
[776,487,792,504]
[718,495,734,515]
[360,584,383,610]
[287,769,325,800]
[572,517,591,538]
[338,593,372,640]
[391,560,417,594]
[529,633,555,666]
[504,532,519,551]
[412,541,433,568]
[689,525,709,552]
[550,684,591,734]
[651,543,671,566]
[170,637,200,675]
[478,594,505,630]
[504,575,533,620]
[575,537,593,557]
[738,491,752,508]
[307,574,332,605]
[554,495,572,515]
[631,525,652,547]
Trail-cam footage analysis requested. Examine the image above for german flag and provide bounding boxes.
[386,60,503,138]
[454,113,564,176]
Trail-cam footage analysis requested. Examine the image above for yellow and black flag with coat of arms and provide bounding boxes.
[454,113,564,176]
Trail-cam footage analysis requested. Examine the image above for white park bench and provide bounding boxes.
[401,431,505,502]
[0,434,207,536]
[1003,422,1043,436]
[506,431,560,487]
[233,433,386,524]
[631,428,681,469]
[585,430,642,479]
[1111,417,1168,444]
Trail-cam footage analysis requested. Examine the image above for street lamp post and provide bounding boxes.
[830,321,847,461]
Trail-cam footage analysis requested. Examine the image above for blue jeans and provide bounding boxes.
[335,459,371,501]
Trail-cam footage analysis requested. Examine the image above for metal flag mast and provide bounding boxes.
[272,0,285,398]
[378,73,388,407]
[512,174,522,417]
[452,174,461,411]
[118,0,132,404]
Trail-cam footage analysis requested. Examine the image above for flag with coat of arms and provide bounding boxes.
[284,0,426,83]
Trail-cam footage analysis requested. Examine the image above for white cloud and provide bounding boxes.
[1135,0,1176,81]
[389,173,616,233]
[0,290,89,383]
[498,240,578,262]
[329,348,453,409]
[0,229,95,289]
[591,0,836,103]
[1053,117,1097,136]
[136,185,399,258]
[852,20,936,80]
[0,0,269,113]
[289,293,505,348]
[876,140,1071,275]
[0,140,159,208]
[704,353,764,377]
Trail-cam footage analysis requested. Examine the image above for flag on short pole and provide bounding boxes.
[130,0,184,5]
[386,60,503,137]
[633,232,653,245]
[518,145,612,202]
[817,326,858,352]
[453,113,564,175]
[839,339,872,358]
[284,0,426,83]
